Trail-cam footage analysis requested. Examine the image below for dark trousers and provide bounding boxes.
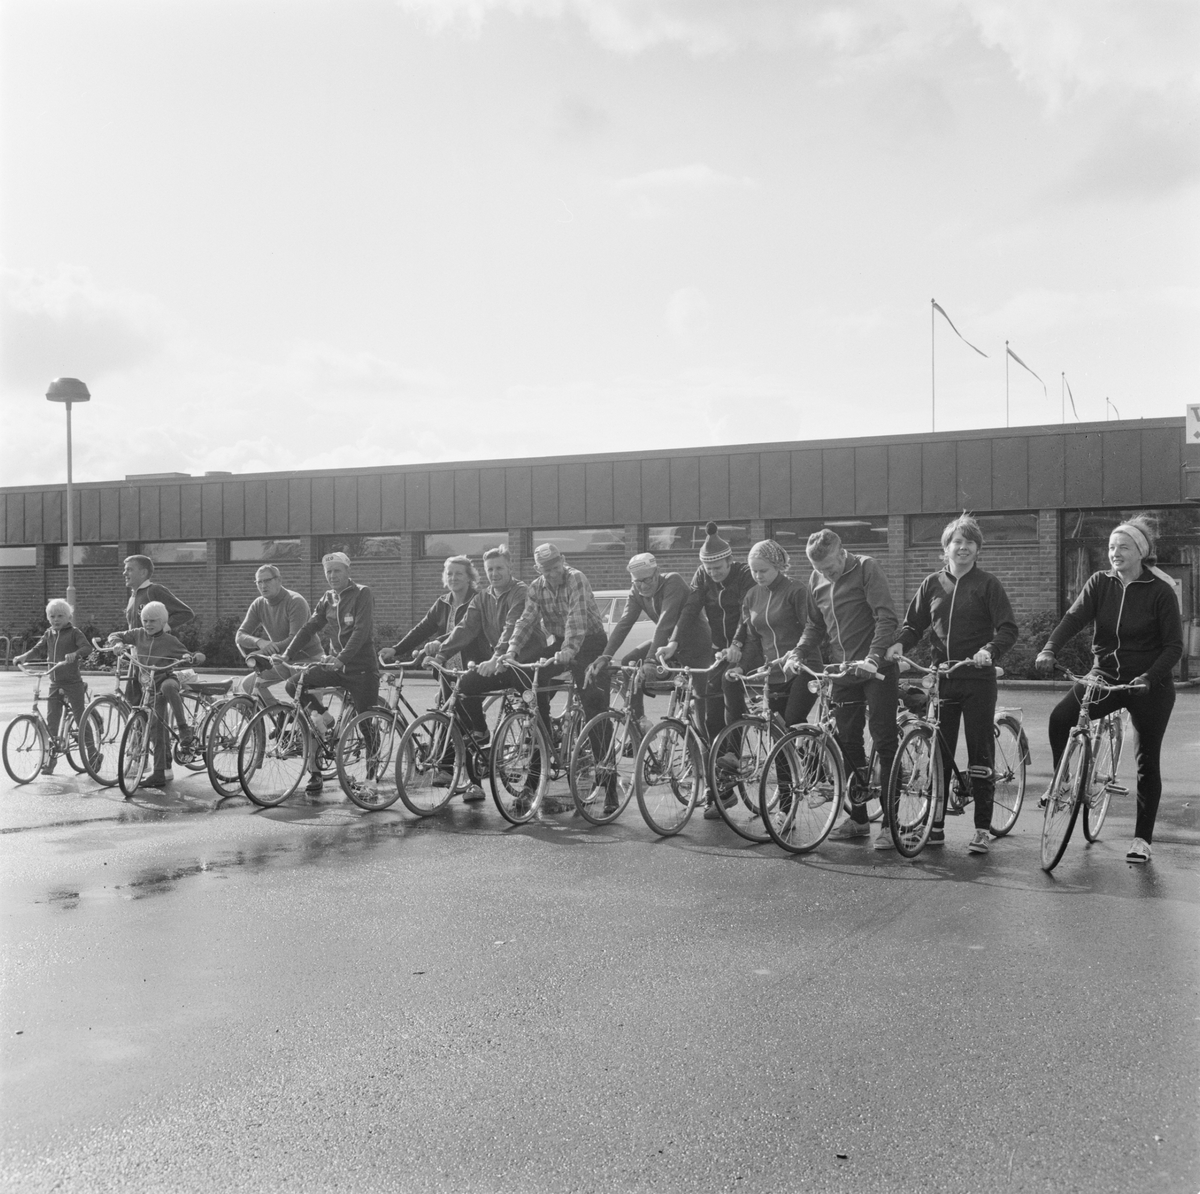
[1049,679,1175,843]
[457,642,551,739]
[151,678,191,771]
[934,675,997,831]
[47,678,87,740]
[538,631,611,765]
[723,671,813,734]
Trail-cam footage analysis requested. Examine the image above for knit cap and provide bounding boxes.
[533,542,563,566]
[627,553,657,578]
[698,521,732,562]
[747,539,788,571]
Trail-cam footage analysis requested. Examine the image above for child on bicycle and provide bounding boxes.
[14,598,93,775]
[107,601,194,787]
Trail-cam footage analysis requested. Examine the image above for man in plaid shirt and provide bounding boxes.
[502,540,610,737]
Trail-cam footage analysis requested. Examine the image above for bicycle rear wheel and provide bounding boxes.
[1083,714,1123,842]
[204,696,256,798]
[489,709,545,825]
[707,718,774,843]
[635,720,702,836]
[118,710,152,798]
[990,717,1027,837]
[396,712,461,816]
[887,724,940,857]
[79,695,128,786]
[569,710,634,825]
[760,727,844,853]
[3,715,46,784]
[1041,733,1086,872]
[340,710,403,811]
[238,705,310,808]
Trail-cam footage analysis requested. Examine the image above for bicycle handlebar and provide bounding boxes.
[1059,668,1142,692]
[894,655,1004,679]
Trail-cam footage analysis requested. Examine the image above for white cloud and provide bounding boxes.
[608,162,757,218]
[665,287,712,344]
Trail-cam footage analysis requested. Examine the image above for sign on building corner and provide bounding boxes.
[1187,403,1200,442]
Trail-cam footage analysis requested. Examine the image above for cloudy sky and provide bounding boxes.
[1,0,1196,487]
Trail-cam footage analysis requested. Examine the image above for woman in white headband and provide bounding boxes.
[1036,513,1184,863]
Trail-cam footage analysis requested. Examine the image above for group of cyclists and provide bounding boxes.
[14,509,1184,864]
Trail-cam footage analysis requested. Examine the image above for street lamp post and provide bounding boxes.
[45,378,91,611]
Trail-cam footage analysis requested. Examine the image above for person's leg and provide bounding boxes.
[617,643,651,721]
[151,684,171,774]
[46,683,65,740]
[782,675,818,729]
[720,672,749,757]
[832,688,870,825]
[960,677,998,833]
[701,659,729,746]
[1048,686,1086,769]
[158,678,192,747]
[1126,681,1175,845]
[934,688,963,831]
[456,669,503,738]
[860,667,899,837]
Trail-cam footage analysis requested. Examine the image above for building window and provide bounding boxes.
[319,535,405,560]
[647,522,753,553]
[422,531,509,559]
[55,544,120,567]
[530,527,627,555]
[226,539,302,563]
[908,512,1038,548]
[140,541,208,564]
[773,518,889,551]
[0,547,36,567]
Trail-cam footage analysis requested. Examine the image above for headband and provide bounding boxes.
[1112,523,1150,558]
[748,539,788,570]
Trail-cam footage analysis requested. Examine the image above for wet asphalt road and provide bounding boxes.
[1,674,1198,1194]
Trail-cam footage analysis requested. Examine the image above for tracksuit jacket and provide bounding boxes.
[682,562,756,651]
[734,573,818,673]
[796,553,898,667]
[25,625,94,686]
[896,565,1018,678]
[125,582,194,631]
[287,581,378,674]
[1044,567,1183,687]
[606,572,712,661]
[443,581,547,662]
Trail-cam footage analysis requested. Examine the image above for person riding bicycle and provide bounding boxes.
[381,555,491,801]
[106,601,194,788]
[235,565,322,705]
[443,545,549,748]
[1035,514,1183,864]
[499,542,611,811]
[588,551,713,739]
[282,552,380,795]
[14,598,94,775]
[787,529,900,850]
[885,513,1018,855]
[719,539,821,819]
[122,554,194,708]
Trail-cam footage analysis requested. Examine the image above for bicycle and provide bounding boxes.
[756,662,884,853]
[332,658,426,811]
[567,663,647,825]
[631,661,721,836]
[116,650,213,797]
[1040,670,1135,873]
[488,659,587,825]
[392,660,513,816]
[885,657,1027,857]
[2,661,100,784]
[235,660,353,808]
[78,640,136,787]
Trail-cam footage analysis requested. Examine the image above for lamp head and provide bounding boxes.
[46,378,90,403]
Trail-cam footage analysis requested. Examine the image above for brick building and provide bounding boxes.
[3,418,1199,665]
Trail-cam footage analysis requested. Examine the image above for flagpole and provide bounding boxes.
[1005,340,1009,428]
[1061,372,1064,424]
[931,298,936,433]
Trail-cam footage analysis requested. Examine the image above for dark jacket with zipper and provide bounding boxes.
[796,553,898,666]
[1045,567,1183,686]
[286,581,378,674]
[683,562,756,650]
[735,573,818,672]
[27,625,94,686]
[390,593,489,667]
[896,565,1018,678]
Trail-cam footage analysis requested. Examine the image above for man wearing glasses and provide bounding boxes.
[235,564,323,704]
[587,552,713,737]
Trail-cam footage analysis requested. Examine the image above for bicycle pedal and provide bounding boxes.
[1109,784,1129,796]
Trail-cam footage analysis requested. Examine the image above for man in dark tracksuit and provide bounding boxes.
[789,530,900,848]
[284,551,379,794]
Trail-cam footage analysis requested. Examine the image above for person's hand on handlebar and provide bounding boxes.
[781,653,802,679]
[478,656,500,677]
[324,655,346,672]
[885,642,904,662]
[584,655,611,687]
[380,648,397,664]
[656,642,678,665]
[851,658,878,677]
[1035,651,1055,676]
[971,647,993,667]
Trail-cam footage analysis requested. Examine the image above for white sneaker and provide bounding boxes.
[968,829,990,854]
[1125,838,1151,863]
[830,819,870,840]
[872,830,895,851]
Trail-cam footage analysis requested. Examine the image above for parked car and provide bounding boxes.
[592,590,656,655]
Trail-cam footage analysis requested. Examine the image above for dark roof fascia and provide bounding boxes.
[2,416,1185,496]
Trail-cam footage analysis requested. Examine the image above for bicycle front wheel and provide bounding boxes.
[707,718,775,843]
[396,712,461,816]
[118,710,152,798]
[1041,733,1086,872]
[990,716,1027,836]
[3,715,47,784]
[238,705,310,808]
[1083,714,1124,842]
[887,724,940,857]
[635,720,703,836]
[61,708,91,773]
[340,710,404,811]
[204,696,256,798]
[489,710,546,824]
[760,727,844,853]
[569,710,634,825]
[79,695,128,786]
